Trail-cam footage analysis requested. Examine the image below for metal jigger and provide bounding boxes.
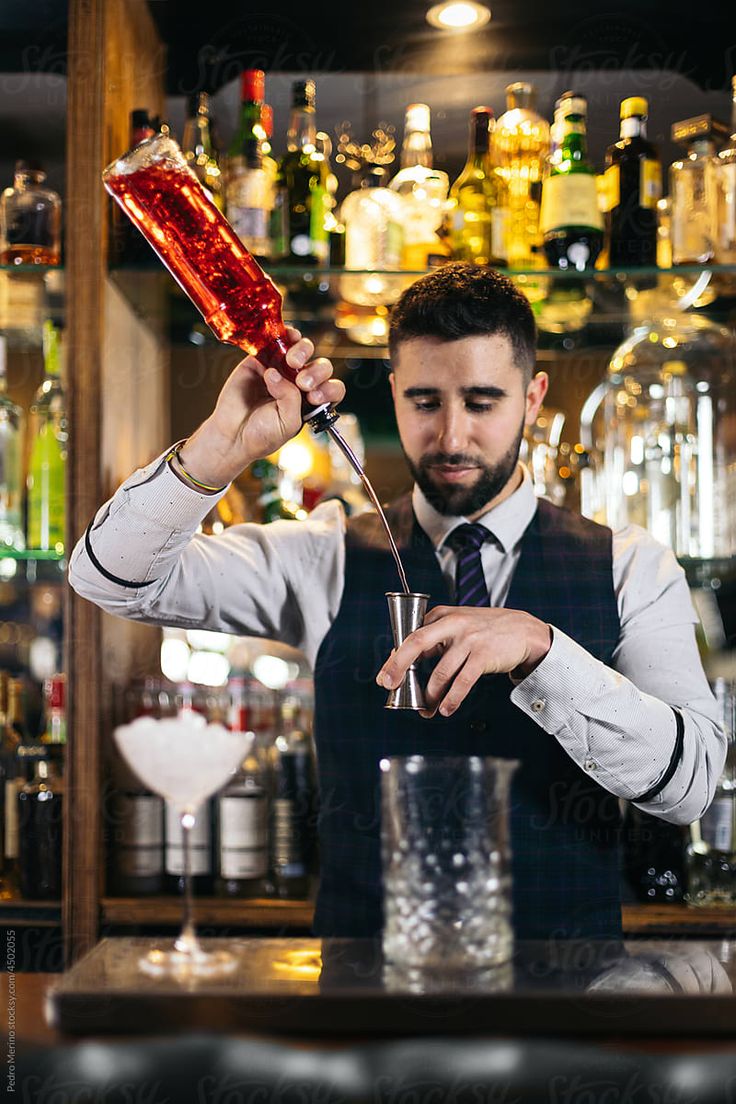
[384,592,430,710]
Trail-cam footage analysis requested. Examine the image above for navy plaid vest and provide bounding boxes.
[312,494,622,940]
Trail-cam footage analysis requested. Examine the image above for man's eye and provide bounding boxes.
[415,402,439,412]
[467,402,494,413]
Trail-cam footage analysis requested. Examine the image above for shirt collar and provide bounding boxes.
[411,463,537,555]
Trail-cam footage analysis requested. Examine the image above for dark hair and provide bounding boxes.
[388,263,537,380]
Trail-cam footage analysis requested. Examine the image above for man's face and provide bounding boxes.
[389,334,548,519]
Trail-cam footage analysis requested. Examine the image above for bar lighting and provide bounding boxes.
[426,1,492,31]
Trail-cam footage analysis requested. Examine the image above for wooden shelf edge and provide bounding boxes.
[622,903,736,934]
[101,896,315,928]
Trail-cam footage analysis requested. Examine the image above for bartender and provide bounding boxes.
[68,263,725,940]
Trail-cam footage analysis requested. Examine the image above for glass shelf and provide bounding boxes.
[109,262,736,279]
[0,549,65,561]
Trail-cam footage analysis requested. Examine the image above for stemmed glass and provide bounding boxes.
[113,711,252,979]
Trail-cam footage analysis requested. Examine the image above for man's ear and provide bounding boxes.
[389,371,396,401]
[525,371,549,425]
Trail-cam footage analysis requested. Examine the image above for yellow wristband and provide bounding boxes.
[166,442,227,494]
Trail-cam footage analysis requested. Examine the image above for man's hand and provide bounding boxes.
[375,606,553,718]
[176,328,345,488]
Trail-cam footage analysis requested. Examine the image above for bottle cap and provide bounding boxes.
[506,82,535,109]
[363,165,388,187]
[405,103,431,133]
[261,103,274,139]
[46,674,65,711]
[621,96,648,119]
[556,92,587,117]
[292,79,316,109]
[130,108,152,130]
[241,69,265,104]
[15,158,45,174]
[187,91,210,117]
[471,105,494,119]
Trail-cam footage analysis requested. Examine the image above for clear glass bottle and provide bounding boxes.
[0,335,25,551]
[27,320,67,553]
[540,92,603,271]
[390,103,450,269]
[670,115,721,265]
[182,92,223,210]
[339,165,404,306]
[447,106,504,265]
[715,77,736,263]
[580,311,736,560]
[0,160,61,266]
[226,136,272,261]
[492,82,550,268]
[686,678,736,907]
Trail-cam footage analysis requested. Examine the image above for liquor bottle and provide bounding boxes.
[103,131,339,434]
[0,335,25,552]
[226,71,272,258]
[339,166,404,306]
[686,678,736,906]
[164,799,214,895]
[27,320,67,553]
[390,103,450,269]
[715,79,736,264]
[669,115,722,265]
[622,801,687,903]
[2,677,28,881]
[182,92,223,210]
[270,697,315,899]
[493,82,550,268]
[603,97,661,267]
[447,106,504,266]
[0,160,61,266]
[114,110,157,266]
[110,787,164,896]
[109,679,165,896]
[271,80,330,265]
[40,673,65,772]
[540,92,603,271]
[216,681,270,897]
[18,750,62,899]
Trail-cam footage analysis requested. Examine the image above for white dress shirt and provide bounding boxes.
[68,447,726,826]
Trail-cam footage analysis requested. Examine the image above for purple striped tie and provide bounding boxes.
[446,523,492,607]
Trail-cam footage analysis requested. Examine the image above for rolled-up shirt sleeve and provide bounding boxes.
[511,523,727,826]
[67,446,347,668]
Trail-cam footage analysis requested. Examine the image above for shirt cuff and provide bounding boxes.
[510,628,611,737]
[113,444,232,532]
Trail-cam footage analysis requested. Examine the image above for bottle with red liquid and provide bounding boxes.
[102,132,338,433]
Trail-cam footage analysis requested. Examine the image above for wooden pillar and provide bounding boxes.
[64,0,166,964]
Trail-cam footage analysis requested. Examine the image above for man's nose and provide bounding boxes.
[437,406,469,452]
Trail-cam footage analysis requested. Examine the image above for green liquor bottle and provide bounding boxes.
[540,92,603,271]
[447,106,504,265]
[271,80,330,264]
[0,335,25,551]
[27,321,67,553]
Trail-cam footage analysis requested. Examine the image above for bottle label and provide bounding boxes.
[539,174,604,234]
[272,797,306,873]
[700,796,734,853]
[491,206,509,261]
[640,159,662,210]
[165,803,212,876]
[601,165,620,213]
[116,794,163,878]
[219,794,268,879]
[229,206,269,244]
[308,184,330,262]
[5,778,20,859]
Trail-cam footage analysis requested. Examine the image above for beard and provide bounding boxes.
[404,418,525,517]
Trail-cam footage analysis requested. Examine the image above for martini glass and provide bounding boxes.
[113,711,252,979]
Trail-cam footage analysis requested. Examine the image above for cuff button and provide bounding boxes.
[530,698,546,713]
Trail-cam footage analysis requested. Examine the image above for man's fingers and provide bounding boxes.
[423,605,453,625]
[435,655,484,717]
[285,337,315,370]
[377,624,445,687]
